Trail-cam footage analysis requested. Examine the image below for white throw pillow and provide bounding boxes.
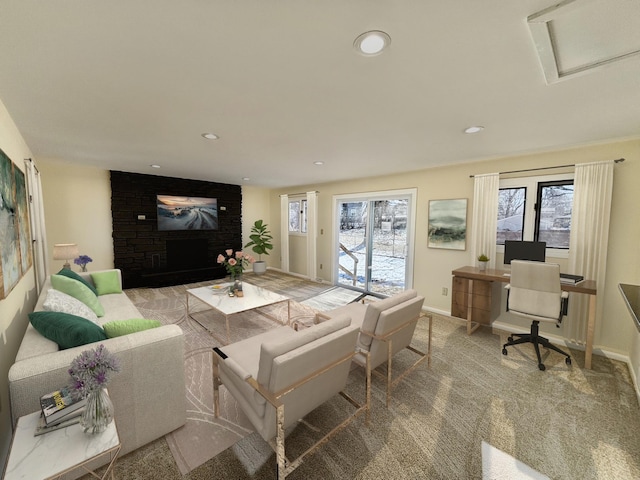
[42,289,100,324]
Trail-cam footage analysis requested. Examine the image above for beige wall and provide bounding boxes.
[241,185,273,264]
[37,159,114,274]
[0,99,38,472]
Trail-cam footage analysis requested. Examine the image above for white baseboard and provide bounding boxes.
[266,267,328,284]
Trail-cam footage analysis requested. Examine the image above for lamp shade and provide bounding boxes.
[53,243,79,260]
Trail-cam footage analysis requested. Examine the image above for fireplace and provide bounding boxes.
[166,238,208,271]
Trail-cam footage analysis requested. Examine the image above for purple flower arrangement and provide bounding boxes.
[68,344,121,399]
[74,254,93,271]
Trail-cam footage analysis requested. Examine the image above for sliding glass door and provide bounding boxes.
[334,190,415,296]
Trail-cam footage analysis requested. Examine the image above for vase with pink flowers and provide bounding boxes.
[217,249,255,296]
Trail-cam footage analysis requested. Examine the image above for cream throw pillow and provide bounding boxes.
[42,289,99,324]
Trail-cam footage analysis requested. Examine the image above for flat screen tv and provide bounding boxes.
[503,240,546,265]
[157,195,218,231]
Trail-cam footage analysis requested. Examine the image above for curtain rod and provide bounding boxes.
[469,158,625,178]
[280,191,319,197]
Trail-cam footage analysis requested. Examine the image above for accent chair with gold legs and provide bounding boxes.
[316,289,431,408]
[502,260,571,371]
[212,315,368,479]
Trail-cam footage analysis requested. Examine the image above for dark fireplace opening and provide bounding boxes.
[166,238,208,271]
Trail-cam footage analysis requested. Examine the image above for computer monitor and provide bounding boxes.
[503,240,546,265]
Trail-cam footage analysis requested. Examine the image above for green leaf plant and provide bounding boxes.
[244,220,273,261]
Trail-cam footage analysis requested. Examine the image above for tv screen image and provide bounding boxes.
[157,195,218,231]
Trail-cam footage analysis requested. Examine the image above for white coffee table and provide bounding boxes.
[186,282,290,344]
[4,410,120,480]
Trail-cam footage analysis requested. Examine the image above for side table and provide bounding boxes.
[3,410,121,480]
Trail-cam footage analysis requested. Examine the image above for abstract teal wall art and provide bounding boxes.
[0,148,32,298]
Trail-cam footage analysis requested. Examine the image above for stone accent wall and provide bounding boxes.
[110,171,242,287]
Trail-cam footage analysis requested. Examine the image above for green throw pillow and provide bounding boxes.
[91,271,122,296]
[29,311,107,349]
[50,274,105,317]
[56,268,98,296]
[102,318,162,338]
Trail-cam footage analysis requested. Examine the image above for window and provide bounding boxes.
[497,174,573,254]
[535,180,573,248]
[288,198,307,234]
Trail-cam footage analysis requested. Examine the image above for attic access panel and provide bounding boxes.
[528,0,640,84]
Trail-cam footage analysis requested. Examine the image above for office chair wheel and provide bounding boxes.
[538,363,546,371]
[502,348,508,356]
[507,336,514,342]
[566,357,571,365]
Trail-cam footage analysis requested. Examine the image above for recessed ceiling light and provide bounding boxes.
[201,133,219,140]
[464,126,485,134]
[354,30,391,56]
[150,164,161,169]
[242,177,250,181]
[313,161,324,165]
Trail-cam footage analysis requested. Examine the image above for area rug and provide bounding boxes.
[125,277,325,475]
[299,286,363,311]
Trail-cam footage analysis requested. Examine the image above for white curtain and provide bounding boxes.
[471,173,499,268]
[24,159,49,293]
[566,160,614,343]
[306,191,318,280]
[280,194,289,272]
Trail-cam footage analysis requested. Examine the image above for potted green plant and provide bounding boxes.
[244,220,273,275]
[477,253,490,271]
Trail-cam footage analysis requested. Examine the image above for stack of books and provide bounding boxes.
[560,273,584,285]
[35,387,87,436]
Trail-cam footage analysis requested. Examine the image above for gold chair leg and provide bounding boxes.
[386,339,393,408]
[213,354,220,418]
[365,351,371,424]
[276,404,286,479]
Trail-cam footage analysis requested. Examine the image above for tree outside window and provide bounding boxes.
[497,187,526,244]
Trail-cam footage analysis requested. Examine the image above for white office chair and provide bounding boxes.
[502,260,571,371]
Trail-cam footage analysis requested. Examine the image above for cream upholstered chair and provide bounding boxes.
[502,260,571,371]
[212,315,368,479]
[316,289,431,408]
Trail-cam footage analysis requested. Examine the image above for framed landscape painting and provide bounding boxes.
[428,198,467,250]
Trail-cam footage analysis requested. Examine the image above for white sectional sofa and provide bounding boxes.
[8,269,186,460]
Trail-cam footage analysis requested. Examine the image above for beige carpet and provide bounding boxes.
[108,272,640,479]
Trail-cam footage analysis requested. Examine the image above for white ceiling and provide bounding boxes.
[0,1,638,188]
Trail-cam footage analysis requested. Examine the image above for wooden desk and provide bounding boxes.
[451,266,598,369]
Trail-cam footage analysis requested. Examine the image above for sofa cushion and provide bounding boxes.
[103,318,162,338]
[29,311,107,349]
[50,274,105,317]
[56,268,98,296]
[91,271,123,296]
[42,289,99,324]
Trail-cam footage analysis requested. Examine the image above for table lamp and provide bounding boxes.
[53,243,79,270]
